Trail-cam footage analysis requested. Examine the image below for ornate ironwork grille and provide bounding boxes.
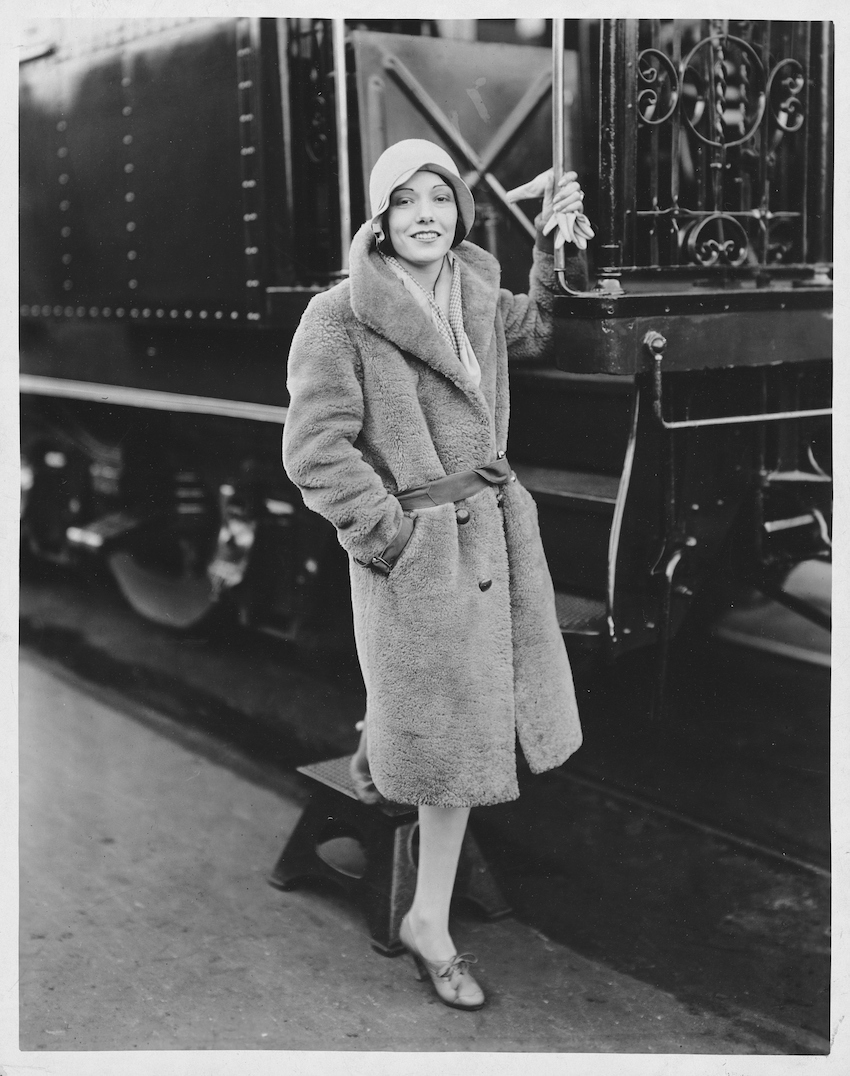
[597,19,833,281]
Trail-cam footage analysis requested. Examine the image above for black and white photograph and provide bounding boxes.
[3,6,844,1074]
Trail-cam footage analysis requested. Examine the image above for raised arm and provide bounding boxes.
[500,168,591,363]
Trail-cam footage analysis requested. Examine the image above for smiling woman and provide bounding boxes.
[282,137,588,1012]
[386,173,458,286]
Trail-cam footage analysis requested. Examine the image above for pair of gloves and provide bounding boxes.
[505,169,595,251]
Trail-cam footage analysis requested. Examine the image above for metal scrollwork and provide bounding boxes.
[637,48,679,125]
[767,58,806,133]
[681,213,750,267]
[680,34,766,147]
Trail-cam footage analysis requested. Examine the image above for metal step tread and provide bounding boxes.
[513,463,619,507]
[510,366,634,394]
[554,591,607,636]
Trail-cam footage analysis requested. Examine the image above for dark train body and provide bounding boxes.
[20,18,832,695]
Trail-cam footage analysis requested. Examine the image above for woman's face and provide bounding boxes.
[386,170,458,275]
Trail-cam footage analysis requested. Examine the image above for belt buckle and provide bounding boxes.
[369,555,393,576]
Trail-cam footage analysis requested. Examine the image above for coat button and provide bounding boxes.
[456,508,470,525]
[479,579,492,591]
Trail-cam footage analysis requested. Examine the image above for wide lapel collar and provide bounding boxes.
[348,224,491,416]
[453,241,500,365]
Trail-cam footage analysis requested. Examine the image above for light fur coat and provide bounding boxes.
[283,221,583,806]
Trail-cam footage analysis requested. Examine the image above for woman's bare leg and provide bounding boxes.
[406,804,470,959]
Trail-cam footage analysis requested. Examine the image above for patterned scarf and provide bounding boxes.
[380,252,465,362]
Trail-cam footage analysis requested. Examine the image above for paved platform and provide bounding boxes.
[9,653,839,1072]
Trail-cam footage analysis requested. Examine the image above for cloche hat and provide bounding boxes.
[368,138,476,246]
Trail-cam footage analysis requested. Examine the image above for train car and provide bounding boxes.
[19,18,832,703]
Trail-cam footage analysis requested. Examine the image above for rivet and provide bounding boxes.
[59,200,70,211]
[76,306,86,317]
[59,174,69,184]
[121,76,131,88]
[147,347,157,357]
[130,308,139,317]
[243,212,258,222]
[230,311,239,319]
[53,305,62,316]
[41,305,51,316]
[156,309,165,317]
[124,163,134,173]
[200,310,208,318]
[185,310,193,318]
[128,279,137,289]
[116,308,125,317]
[63,280,73,290]
[103,307,111,317]
[238,80,253,90]
[62,253,72,264]
[56,120,67,132]
[623,627,632,634]
[122,106,132,117]
[61,226,71,237]
[246,279,259,287]
[125,192,135,202]
[142,308,151,317]
[126,221,136,231]
[478,579,492,592]
[242,180,257,189]
[245,246,258,255]
[685,536,697,547]
[57,147,68,158]
[64,306,74,316]
[89,307,98,316]
[123,134,133,145]
[691,503,699,511]
[170,310,179,318]
[127,250,137,260]
[239,113,254,123]
[20,305,29,316]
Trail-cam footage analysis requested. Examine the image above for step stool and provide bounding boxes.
[269,755,511,956]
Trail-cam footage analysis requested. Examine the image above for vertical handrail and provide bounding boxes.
[275,20,296,263]
[598,20,622,277]
[332,19,352,274]
[552,17,566,282]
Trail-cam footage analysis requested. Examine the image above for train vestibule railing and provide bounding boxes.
[542,19,832,709]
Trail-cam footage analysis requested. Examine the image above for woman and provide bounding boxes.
[283,139,587,1011]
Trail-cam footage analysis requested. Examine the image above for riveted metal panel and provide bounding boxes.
[20,19,260,325]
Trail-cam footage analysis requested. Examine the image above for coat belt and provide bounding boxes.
[396,453,513,511]
[367,454,513,576]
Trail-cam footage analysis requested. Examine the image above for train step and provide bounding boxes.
[509,368,634,474]
[514,463,618,594]
[554,591,607,637]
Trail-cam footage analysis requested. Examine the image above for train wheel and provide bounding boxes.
[106,470,225,631]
